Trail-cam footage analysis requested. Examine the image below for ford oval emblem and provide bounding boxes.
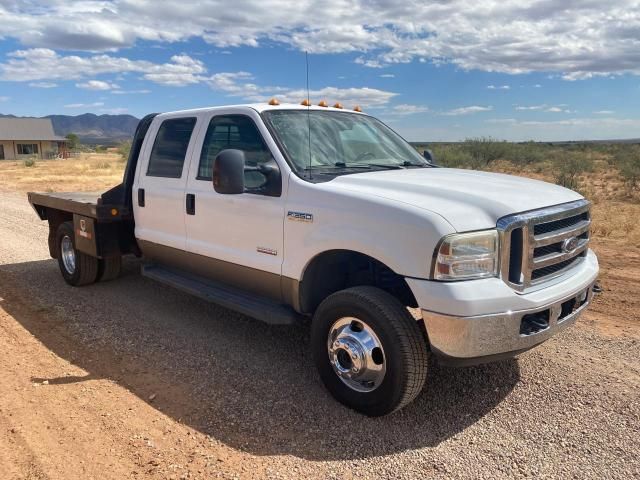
[562,236,579,253]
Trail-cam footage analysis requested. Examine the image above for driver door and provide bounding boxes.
[184,109,286,300]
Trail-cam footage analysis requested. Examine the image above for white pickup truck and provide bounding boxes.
[28,102,599,416]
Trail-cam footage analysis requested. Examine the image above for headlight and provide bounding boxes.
[433,230,499,281]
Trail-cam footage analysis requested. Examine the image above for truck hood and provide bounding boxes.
[329,168,583,231]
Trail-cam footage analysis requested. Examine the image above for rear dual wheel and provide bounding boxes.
[312,286,428,416]
[55,222,121,286]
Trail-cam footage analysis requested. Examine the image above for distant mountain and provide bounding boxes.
[47,113,139,144]
[0,113,139,145]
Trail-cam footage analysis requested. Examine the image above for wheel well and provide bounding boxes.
[298,250,418,314]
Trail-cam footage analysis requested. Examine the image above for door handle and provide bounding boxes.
[186,193,195,215]
[138,188,145,207]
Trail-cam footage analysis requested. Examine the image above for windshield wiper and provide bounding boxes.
[302,163,372,171]
[399,161,428,168]
[333,162,373,169]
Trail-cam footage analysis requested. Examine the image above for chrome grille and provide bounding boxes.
[497,200,591,291]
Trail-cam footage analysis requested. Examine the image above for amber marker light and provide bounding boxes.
[353,105,362,112]
[268,98,280,105]
[318,100,328,107]
[111,208,118,216]
[333,103,344,109]
[301,99,311,106]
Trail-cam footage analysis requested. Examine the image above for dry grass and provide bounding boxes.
[0,153,125,193]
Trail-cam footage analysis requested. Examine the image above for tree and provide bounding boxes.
[117,140,132,161]
[65,133,79,150]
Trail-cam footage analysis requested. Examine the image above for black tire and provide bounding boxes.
[98,256,122,282]
[311,286,428,416]
[55,221,98,287]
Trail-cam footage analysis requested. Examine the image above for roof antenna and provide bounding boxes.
[305,51,312,179]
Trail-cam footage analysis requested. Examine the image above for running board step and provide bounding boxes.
[142,264,300,325]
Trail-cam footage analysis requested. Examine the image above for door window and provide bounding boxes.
[147,117,196,178]
[197,115,273,187]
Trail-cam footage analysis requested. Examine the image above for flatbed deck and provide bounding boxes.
[28,190,131,222]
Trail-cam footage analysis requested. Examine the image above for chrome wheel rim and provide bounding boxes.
[61,235,76,274]
[327,317,386,393]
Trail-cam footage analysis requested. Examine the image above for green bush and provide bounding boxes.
[552,151,593,190]
[430,144,480,169]
[23,157,36,167]
[615,145,640,194]
[461,137,510,166]
[117,140,132,162]
[507,141,547,165]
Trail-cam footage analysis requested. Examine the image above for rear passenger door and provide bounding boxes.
[133,115,200,251]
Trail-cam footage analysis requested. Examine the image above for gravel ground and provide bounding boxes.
[0,189,638,479]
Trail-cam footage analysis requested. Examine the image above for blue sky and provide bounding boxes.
[0,1,639,141]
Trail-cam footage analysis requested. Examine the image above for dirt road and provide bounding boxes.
[0,189,638,479]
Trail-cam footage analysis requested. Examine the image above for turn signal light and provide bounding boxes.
[301,99,311,106]
[268,98,280,105]
[318,100,328,107]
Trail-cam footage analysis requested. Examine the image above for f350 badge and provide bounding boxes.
[287,211,313,223]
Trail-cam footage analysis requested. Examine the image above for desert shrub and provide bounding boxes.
[430,144,480,169]
[614,145,640,194]
[23,157,36,167]
[461,137,510,166]
[117,140,132,162]
[94,161,111,169]
[552,151,593,190]
[507,141,547,165]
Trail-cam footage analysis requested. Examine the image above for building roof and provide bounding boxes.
[0,118,66,141]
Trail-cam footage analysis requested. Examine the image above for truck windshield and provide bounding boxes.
[262,110,428,177]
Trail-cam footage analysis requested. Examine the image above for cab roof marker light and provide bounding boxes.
[268,98,280,106]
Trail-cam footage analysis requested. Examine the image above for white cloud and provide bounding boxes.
[0,96,9,102]
[390,104,429,115]
[515,104,573,113]
[1,1,638,79]
[100,107,129,114]
[515,104,546,111]
[487,85,510,90]
[64,102,104,108]
[76,79,119,90]
[379,74,395,78]
[0,48,398,108]
[0,49,207,87]
[29,81,57,88]
[593,110,614,114]
[533,84,542,88]
[111,89,151,94]
[442,105,493,116]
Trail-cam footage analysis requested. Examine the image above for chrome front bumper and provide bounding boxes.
[422,281,596,365]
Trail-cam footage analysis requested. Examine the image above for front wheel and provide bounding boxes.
[311,286,428,416]
[55,221,98,286]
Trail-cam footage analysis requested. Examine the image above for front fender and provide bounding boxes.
[282,176,455,281]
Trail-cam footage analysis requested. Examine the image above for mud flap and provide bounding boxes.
[73,214,97,257]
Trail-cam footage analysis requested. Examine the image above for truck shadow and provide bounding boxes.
[0,258,520,461]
